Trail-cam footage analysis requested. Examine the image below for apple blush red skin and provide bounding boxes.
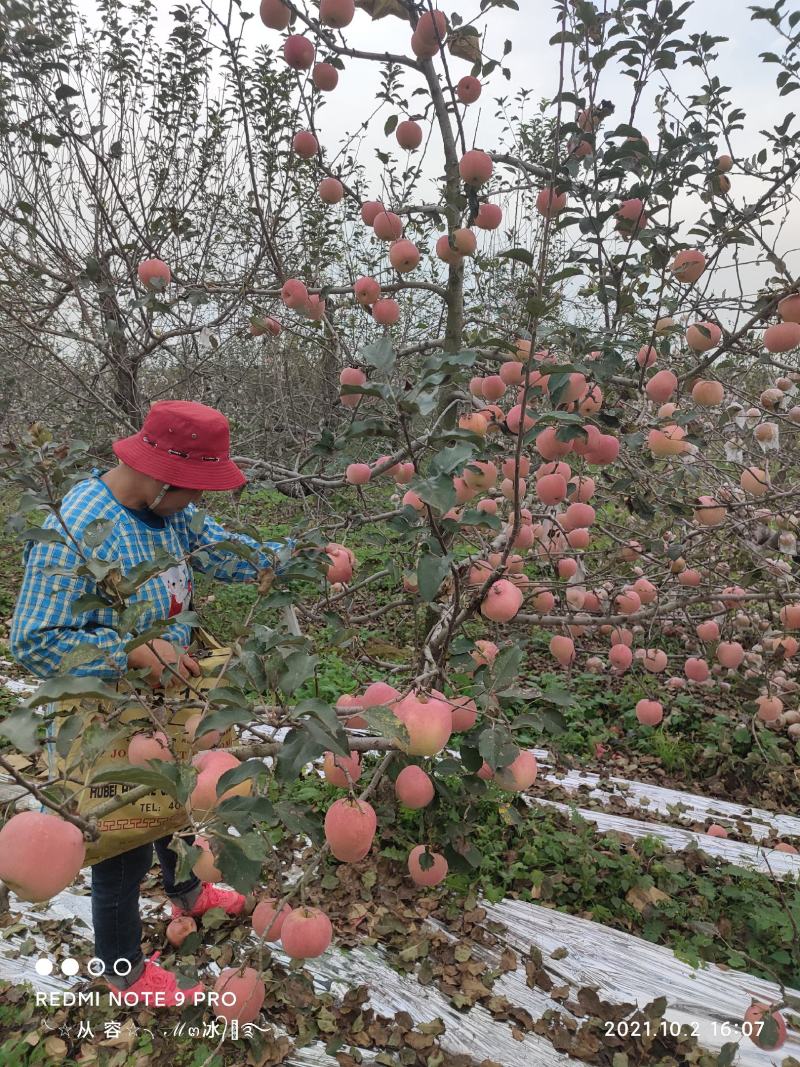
[457,76,482,104]
[393,693,452,756]
[280,907,333,958]
[166,916,197,948]
[188,752,251,816]
[137,258,171,290]
[214,967,266,1025]
[0,811,86,903]
[252,899,293,942]
[395,765,435,808]
[319,177,344,204]
[192,835,222,882]
[373,211,403,241]
[408,845,448,886]
[320,0,355,28]
[743,1004,787,1051]
[260,0,290,30]
[494,750,538,791]
[670,249,706,284]
[323,750,362,788]
[373,297,400,325]
[283,35,315,70]
[128,731,173,765]
[292,131,318,158]
[354,277,380,305]
[324,797,377,862]
[396,120,423,150]
[459,149,493,186]
[635,699,663,726]
[536,187,567,217]
[313,62,339,91]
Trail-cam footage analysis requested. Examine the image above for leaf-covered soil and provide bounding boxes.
[1,773,799,1065]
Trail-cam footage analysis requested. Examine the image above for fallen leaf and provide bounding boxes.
[625,884,670,913]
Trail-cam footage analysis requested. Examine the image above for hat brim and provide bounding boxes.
[113,436,247,491]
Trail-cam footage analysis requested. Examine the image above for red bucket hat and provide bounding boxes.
[112,400,247,491]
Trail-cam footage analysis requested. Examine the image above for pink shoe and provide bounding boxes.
[171,882,247,920]
[105,952,204,1008]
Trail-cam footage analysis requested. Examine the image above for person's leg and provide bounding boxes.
[92,842,154,989]
[154,833,202,911]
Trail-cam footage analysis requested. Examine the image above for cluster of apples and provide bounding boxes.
[326,679,538,883]
[165,894,333,1025]
[332,277,800,728]
[257,4,502,330]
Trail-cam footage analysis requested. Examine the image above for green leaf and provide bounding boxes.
[541,707,566,734]
[215,832,267,894]
[429,441,476,475]
[202,539,258,562]
[55,83,80,100]
[295,714,350,757]
[274,728,326,781]
[459,508,501,530]
[169,837,202,886]
[201,685,249,708]
[478,726,517,770]
[274,800,322,841]
[189,508,207,535]
[460,744,481,773]
[278,650,318,694]
[91,763,186,800]
[24,675,121,709]
[214,795,275,824]
[358,703,406,748]
[122,624,176,653]
[417,552,451,602]
[0,706,40,754]
[716,1043,737,1067]
[490,645,523,692]
[216,759,266,794]
[413,473,456,512]
[294,699,350,757]
[116,551,180,596]
[540,685,573,708]
[498,247,534,266]
[83,518,116,548]
[71,594,113,615]
[165,610,201,629]
[17,527,66,545]
[116,602,150,637]
[191,704,253,736]
[359,336,395,373]
[47,707,83,761]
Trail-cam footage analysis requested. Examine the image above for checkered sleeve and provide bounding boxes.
[184,507,289,583]
[9,538,128,679]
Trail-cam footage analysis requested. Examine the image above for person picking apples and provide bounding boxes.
[9,400,290,1006]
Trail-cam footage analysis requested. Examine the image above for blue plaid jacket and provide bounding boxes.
[10,471,286,679]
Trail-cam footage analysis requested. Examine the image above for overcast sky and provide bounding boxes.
[71,1,789,163]
[71,0,798,314]
[249,2,789,170]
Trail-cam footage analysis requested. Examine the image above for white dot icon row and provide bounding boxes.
[35,957,131,977]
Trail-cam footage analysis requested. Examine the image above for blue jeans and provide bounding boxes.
[92,834,200,976]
